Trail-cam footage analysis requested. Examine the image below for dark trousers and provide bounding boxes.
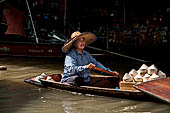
[65,75,89,86]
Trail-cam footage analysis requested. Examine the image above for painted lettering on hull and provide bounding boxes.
[28,49,44,53]
[0,47,11,52]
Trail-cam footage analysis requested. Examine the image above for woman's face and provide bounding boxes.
[74,37,86,50]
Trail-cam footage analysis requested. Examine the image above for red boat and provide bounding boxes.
[0,0,67,57]
[0,41,64,57]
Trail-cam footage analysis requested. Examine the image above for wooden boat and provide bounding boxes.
[0,65,7,70]
[134,77,170,104]
[0,0,66,58]
[24,73,154,101]
[0,41,64,57]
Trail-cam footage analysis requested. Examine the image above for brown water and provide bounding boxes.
[0,56,170,113]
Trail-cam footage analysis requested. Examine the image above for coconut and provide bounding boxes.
[158,70,166,78]
[148,64,158,75]
[123,73,133,82]
[143,73,151,82]
[129,69,138,78]
[134,73,143,82]
[150,73,159,80]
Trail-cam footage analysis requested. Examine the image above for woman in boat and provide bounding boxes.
[60,31,119,86]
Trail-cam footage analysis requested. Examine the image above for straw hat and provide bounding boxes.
[123,73,133,82]
[158,70,166,78]
[129,69,137,78]
[148,64,158,74]
[62,31,97,53]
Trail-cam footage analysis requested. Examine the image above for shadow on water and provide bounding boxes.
[87,45,170,76]
[0,56,65,70]
[94,53,170,77]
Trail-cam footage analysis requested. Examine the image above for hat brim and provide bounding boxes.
[62,32,97,53]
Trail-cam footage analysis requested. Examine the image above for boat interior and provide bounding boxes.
[42,74,120,89]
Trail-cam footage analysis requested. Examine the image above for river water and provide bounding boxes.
[0,56,170,113]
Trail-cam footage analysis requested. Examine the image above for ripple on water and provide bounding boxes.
[0,57,170,113]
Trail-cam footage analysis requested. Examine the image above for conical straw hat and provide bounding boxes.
[62,31,97,53]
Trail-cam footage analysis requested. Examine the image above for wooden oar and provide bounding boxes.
[93,67,119,77]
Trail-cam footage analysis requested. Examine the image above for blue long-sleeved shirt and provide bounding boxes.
[60,48,112,83]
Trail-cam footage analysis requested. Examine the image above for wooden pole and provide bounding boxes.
[93,67,119,77]
[64,0,67,35]
[25,0,39,43]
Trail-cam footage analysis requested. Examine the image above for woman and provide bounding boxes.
[60,31,119,86]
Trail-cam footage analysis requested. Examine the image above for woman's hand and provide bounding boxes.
[111,71,119,76]
[86,63,96,69]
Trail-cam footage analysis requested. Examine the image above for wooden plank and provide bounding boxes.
[119,81,138,91]
[134,78,170,104]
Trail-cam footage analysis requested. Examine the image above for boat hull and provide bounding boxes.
[40,79,147,100]
[24,74,151,101]
[0,41,63,57]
